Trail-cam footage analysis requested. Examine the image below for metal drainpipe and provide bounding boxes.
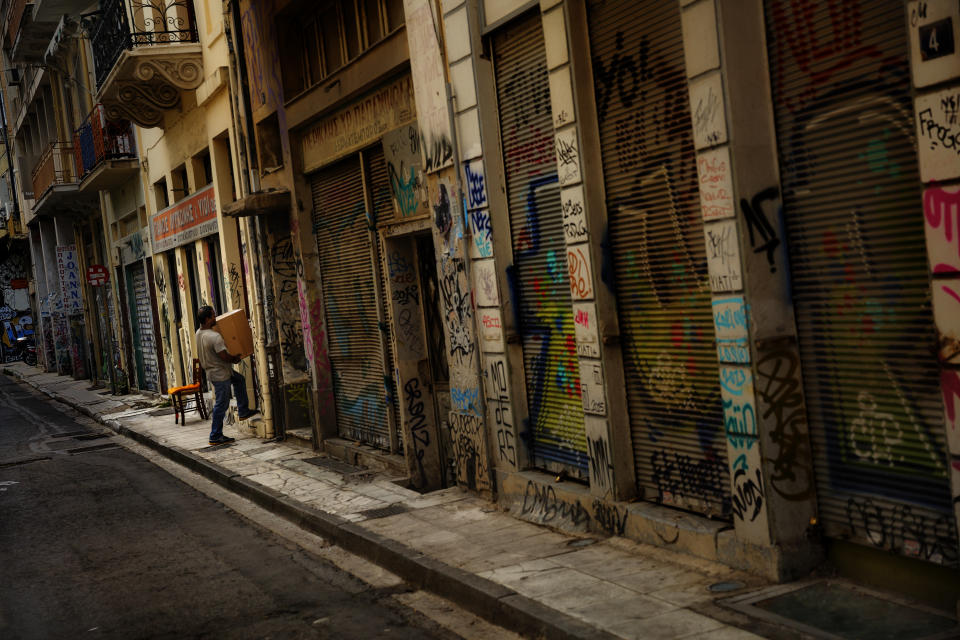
[223,0,274,437]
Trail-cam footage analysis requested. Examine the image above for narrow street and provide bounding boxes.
[0,375,484,639]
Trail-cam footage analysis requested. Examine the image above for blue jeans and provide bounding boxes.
[209,371,250,441]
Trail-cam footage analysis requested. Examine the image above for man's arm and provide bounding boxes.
[211,332,241,364]
[216,349,241,364]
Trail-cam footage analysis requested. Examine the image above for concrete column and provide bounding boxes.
[675,0,820,576]
[39,218,66,374]
[448,0,530,478]
[903,0,960,561]
[29,225,53,370]
[405,0,493,496]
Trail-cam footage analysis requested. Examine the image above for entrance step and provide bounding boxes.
[320,437,408,480]
[285,428,314,450]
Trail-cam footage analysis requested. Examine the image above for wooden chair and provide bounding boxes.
[168,359,208,426]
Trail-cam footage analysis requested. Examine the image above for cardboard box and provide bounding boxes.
[214,309,254,359]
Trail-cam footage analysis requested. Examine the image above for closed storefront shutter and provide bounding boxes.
[365,145,403,450]
[588,0,728,516]
[130,262,159,392]
[494,13,586,475]
[765,1,957,566]
[312,153,392,449]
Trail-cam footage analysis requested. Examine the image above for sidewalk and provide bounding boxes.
[5,363,774,640]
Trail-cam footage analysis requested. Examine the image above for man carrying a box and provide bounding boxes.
[196,305,259,445]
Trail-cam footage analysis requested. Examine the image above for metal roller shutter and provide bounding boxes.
[588,0,728,517]
[494,13,586,475]
[312,154,391,449]
[765,1,957,566]
[364,145,403,451]
[131,262,159,392]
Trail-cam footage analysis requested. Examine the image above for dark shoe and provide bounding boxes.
[208,436,236,445]
[238,408,261,420]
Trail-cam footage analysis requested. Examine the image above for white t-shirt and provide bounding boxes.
[196,328,233,382]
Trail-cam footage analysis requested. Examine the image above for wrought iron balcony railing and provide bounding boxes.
[91,0,199,89]
[73,103,136,181]
[31,141,77,200]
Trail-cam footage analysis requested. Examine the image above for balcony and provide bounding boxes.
[5,0,60,62]
[73,103,139,191]
[30,141,79,214]
[91,0,203,128]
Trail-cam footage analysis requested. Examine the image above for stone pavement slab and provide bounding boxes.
[3,362,772,640]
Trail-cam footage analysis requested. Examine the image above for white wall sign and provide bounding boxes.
[572,301,600,358]
[697,146,735,221]
[580,359,606,416]
[712,295,750,364]
[916,87,960,182]
[909,0,960,88]
[688,71,727,150]
[705,219,743,292]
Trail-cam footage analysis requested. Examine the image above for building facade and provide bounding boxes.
[2,0,958,596]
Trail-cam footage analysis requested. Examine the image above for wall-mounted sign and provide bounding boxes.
[56,244,82,314]
[909,0,960,87]
[301,75,415,174]
[87,265,109,286]
[150,185,218,253]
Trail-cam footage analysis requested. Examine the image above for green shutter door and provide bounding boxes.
[765,1,957,566]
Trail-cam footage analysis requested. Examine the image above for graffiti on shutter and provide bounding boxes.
[131,262,159,392]
[494,13,586,476]
[312,154,392,449]
[588,0,728,517]
[765,0,957,566]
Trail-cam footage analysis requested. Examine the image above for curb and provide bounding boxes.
[6,369,617,640]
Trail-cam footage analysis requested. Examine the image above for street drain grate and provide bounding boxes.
[709,581,746,593]
[357,503,409,520]
[0,455,51,468]
[304,456,366,476]
[719,580,959,640]
[72,433,109,441]
[66,443,121,455]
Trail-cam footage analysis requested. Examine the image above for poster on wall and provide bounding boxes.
[56,244,82,315]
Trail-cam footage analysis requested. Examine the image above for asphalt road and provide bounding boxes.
[0,376,459,640]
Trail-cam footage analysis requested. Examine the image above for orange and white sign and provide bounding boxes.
[150,185,218,252]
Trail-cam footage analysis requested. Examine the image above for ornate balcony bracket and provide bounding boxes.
[99,45,203,128]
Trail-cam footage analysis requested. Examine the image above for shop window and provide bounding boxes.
[320,10,343,75]
[363,0,382,44]
[170,164,189,201]
[256,113,283,174]
[341,0,361,61]
[154,177,169,209]
[192,148,213,187]
[213,132,238,202]
[278,0,405,101]
[385,0,403,33]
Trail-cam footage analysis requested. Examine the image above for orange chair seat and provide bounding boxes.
[168,383,200,395]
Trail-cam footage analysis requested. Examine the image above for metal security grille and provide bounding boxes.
[312,154,391,449]
[130,262,159,392]
[765,1,957,566]
[364,145,403,451]
[494,13,586,475]
[588,0,728,517]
